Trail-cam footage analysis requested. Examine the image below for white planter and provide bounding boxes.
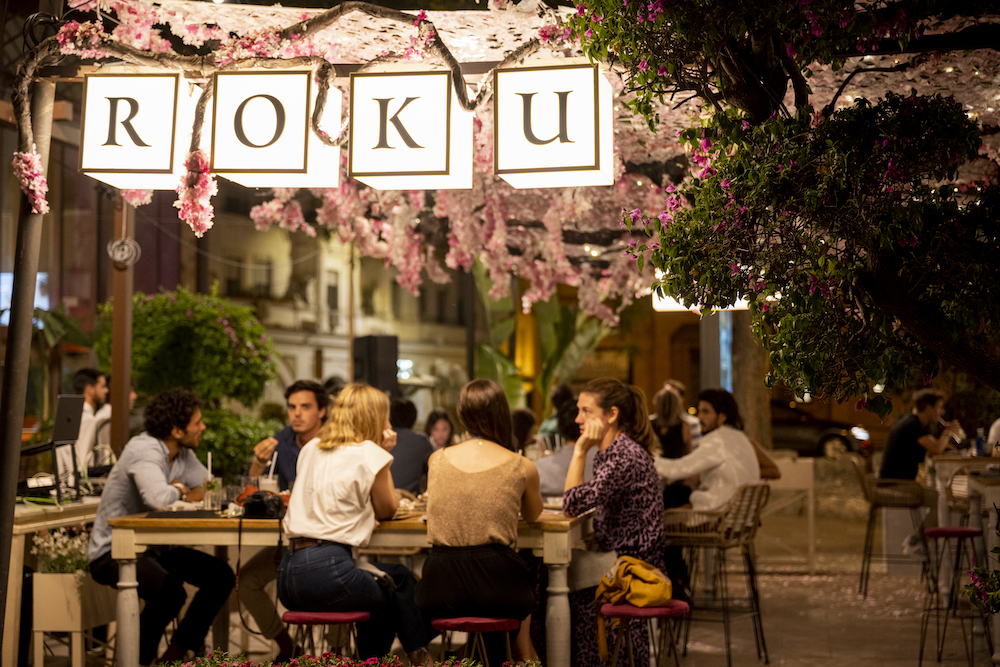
[33,571,117,632]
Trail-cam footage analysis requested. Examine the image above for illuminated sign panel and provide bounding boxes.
[349,71,472,190]
[79,73,186,189]
[212,70,340,188]
[494,62,614,188]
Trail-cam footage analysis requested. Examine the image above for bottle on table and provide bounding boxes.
[976,428,987,457]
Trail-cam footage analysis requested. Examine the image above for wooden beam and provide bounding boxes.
[110,199,134,456]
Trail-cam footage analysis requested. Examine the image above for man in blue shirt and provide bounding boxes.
[88,388,235,666]
[241,380,329,661]
[388,398,434,494]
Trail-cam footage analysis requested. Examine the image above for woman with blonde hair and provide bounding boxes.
[277,383,434,665]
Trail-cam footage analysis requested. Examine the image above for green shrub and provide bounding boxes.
[198,409,283,484]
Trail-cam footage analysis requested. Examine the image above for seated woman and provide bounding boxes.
[563,378,666,667]
[276,383,434,665]
[652,385,696,508]
[416,379,543,667]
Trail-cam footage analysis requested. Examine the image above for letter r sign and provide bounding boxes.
[80,73,179,178]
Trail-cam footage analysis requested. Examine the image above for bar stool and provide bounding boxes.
[919,525,983,667]
[850,455,925,598]
[281,610,369,657]
[431,616,520,667]
[600,600,690,667]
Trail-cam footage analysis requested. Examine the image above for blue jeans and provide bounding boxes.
[276,542,433,657]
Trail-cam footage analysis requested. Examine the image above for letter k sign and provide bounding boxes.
[373,97,423,149]
[350,71,452,179]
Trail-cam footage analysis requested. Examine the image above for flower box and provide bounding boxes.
[32,570,116,633]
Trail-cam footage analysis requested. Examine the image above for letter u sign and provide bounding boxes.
[494,62,614,189]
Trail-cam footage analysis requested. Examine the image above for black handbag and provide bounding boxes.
[242,490,285,519]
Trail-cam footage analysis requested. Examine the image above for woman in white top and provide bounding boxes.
[276,383,434,665]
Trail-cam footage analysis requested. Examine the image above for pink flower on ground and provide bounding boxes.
[414,10,427,25]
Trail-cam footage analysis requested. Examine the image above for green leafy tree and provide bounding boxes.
[95,286,278,408]
[567,0,1000,414]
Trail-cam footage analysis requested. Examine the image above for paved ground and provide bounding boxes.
[36,456,993,665]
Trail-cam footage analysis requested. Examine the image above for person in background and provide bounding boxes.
[879,388,961,555]
[241,380,328,661]
[512,407,538,457]
[57,368,110,480]
[562,378,665,667]
[664,378,702,447]
[652,386,696,508]
[277,383,435,665]
[655,388,761,596]
[389,397,435,494]
[88,389,234,666]
[424,408,455,449]
[536,398,596,496]
[417,379,543,667]
[536,384,575,443]
[323,375,347,403]
[655,388,761,512]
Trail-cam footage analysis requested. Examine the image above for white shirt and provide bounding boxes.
[283,438,393,547]
[56,402,112,482]
[654,425,760,511]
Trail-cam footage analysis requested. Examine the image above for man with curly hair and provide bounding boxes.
[88,388,235,665]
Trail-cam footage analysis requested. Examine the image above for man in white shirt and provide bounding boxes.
[655,388,760,596]
[655,388,761,511]
[56,368,110,481]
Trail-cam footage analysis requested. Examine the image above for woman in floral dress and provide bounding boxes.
[563,377,666,667]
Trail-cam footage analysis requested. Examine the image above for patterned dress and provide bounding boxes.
[563,433,666,667]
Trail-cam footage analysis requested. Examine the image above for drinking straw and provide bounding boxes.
[207,452,212,476]
[267,450,278,481]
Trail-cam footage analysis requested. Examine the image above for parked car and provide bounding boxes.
[770,401,872,458]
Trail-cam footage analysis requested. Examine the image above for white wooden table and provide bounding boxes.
[109,510,592,667]
[3,497,102,667]
[762,457,815,574]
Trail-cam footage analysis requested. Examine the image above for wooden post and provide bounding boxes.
[0,79,55,650]
[110,198,134,456]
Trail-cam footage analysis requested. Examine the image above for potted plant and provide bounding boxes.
[31,528,117,647]
[965,547,1000,614]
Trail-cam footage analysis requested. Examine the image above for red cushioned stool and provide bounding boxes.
[600,601,691,667]
[919,525,984,667]
[281,610,370,658]
[431,616,520,667]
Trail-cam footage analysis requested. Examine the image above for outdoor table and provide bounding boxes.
[109,509,593,667]
[3,497,102,667]
[964,474,998,663]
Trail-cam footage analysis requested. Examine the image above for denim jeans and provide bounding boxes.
[276,542,433,657]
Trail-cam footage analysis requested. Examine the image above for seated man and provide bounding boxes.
[241,380,328,661]
[654,388,761,596]
[880,388,961,553]
[654,388,761,511]
[388,397,434,494]
[88,388,234,666]
[56,368,111,483]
